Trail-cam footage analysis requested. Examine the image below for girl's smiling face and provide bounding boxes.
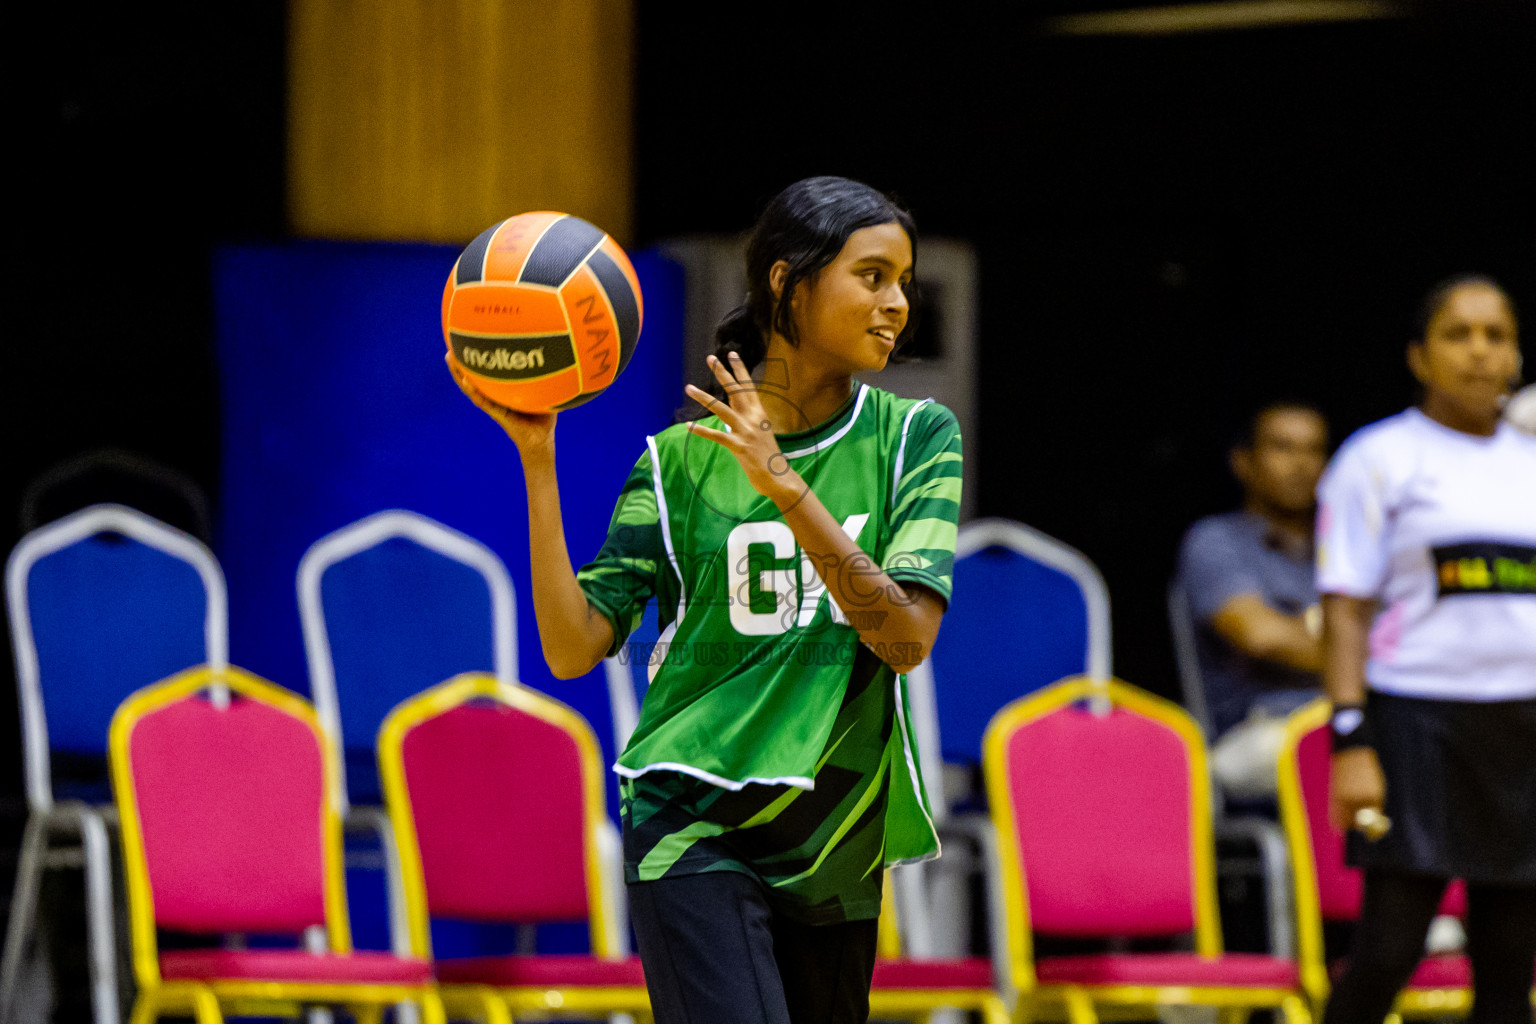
[777,221,913,375]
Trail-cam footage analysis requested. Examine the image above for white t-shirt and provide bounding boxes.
[1316,408,1536,700]
[1507,383,1536,436]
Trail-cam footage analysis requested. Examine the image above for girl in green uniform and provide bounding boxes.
[452,176,963,1024]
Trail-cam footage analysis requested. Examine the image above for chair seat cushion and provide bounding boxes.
[435,954,647,987]
[1036,952,1299,988]
[872,957,996,989]
[1406,954,1472,989]
[1329,954,1470,990]
[161,949,433,984]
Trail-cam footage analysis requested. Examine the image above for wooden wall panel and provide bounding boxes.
[288,0,633,245]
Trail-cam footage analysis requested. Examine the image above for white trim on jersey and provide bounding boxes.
[612,760,814,792]
[891,397,935,510]
[781,384,870,459]
[645,434,687,685]
[891,674,942,865]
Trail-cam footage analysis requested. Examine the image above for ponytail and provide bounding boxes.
[712,302,769,373]
[677,303,769,418]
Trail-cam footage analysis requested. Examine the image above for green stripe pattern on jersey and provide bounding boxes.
[577,384,962,921]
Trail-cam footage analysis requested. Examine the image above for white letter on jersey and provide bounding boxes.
[726,522,799,636]
[797,514,869,628]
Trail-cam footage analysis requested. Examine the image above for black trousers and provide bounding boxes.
[1323,868,1536,1024]
[628,871,879,1024]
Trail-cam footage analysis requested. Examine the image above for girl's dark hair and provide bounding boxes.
[713,176,918,376]
[1413,273,1518,341]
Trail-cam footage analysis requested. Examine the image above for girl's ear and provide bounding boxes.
[769,260,789,301]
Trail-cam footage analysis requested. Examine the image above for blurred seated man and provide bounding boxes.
[1177,402,1329,799]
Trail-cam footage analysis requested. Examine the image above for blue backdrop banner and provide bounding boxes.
[211,236,685,837]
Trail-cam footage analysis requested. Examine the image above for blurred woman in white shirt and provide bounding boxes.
[1316,275,1536,1024]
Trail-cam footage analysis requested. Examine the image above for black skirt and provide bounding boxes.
[1351,691,1536,885]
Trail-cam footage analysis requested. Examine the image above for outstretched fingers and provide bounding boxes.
[714,351,755,385]
[707,353,763,404]
[683,383,735,422]
[684,352,775,449]
[686,421,732,447]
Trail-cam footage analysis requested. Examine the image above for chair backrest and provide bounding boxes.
[20,447,215,546]
[298,509,516,810]
[1166,579,1214,738]
[1276,699,1466,997]
[7,503,227,810]
[984,678,1219,986]
[379,673,615,960]
[111,665,349,985]
[910,518,1111,774]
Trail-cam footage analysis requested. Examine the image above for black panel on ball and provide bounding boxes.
[449,332,575,380]
[586,249,641,374]
[552,388,604,411]
[454,220,504,286]
[520,216,606,288]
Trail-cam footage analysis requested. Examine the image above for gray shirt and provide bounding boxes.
[1177,511,1320,736]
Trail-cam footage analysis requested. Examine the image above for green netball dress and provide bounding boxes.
[577,383,962,924]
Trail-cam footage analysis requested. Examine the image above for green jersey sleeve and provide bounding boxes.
[882,401,962,604]
[576,448,666,657]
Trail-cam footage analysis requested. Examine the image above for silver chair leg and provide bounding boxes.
[343,808,418,1024]
[343,809,413,955]
[3,806,125,1024]
[974,817,1020,1014]
[72,807,122,1024]
[0,814,49,1024]
[1214,815,1294,959]
[4,806,125,1024]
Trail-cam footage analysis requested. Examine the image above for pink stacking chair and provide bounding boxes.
[983,677,1312,1024]
[109,664,444,1023]
[1276,699,1470,1019]
[378,673,648,1023]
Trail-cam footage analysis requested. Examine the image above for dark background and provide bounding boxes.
[3,1,1533,814]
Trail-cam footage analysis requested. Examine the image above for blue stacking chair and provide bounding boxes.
[900,517,1111,973]
[299,509,633,970]
[2,503,228,1024]
[908,516,1111,778]
[296,509,518,958]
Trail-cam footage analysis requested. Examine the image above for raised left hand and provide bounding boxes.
[684,353,799,505]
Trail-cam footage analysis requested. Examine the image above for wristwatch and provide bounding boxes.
[1329,703,1374,751]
